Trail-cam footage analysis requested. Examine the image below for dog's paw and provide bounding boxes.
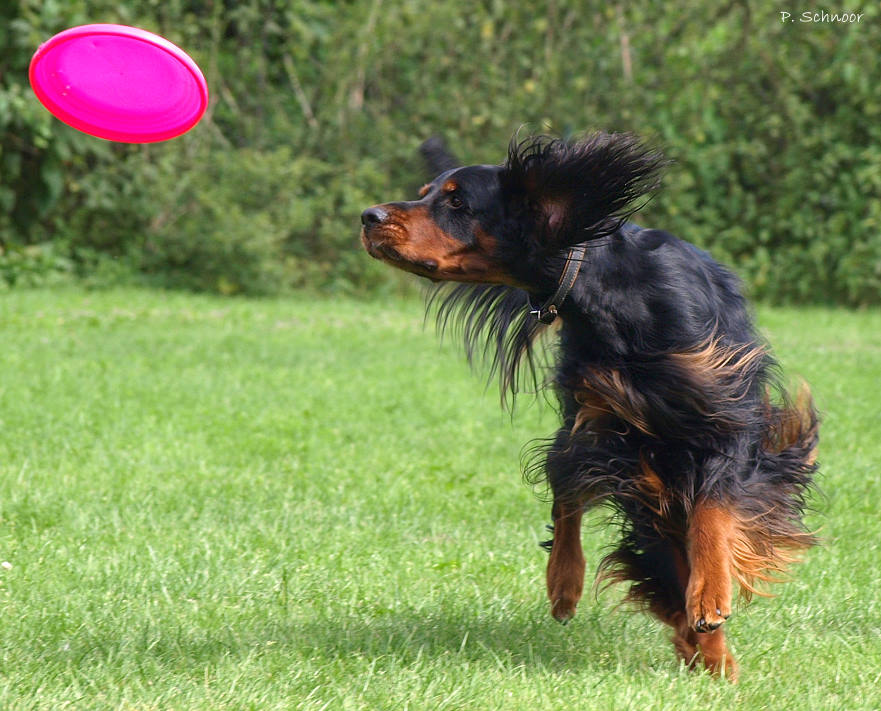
[546,552,585,625]
[686,574,731,632]
[549,587,581,624]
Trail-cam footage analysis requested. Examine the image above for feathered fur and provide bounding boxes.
[360,131,819,680]
[426,283,549,406]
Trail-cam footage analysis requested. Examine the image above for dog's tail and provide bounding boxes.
[420,136,460,175]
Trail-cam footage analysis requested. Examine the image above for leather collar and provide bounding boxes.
[527,244,586,324]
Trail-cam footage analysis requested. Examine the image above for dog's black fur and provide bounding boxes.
[360,132,818,679]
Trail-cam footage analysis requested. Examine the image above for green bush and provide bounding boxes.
[0,241,73,289]
[61,144,396,294]
[1,1,879,303]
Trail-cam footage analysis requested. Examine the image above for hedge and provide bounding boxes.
[2,1,879,303]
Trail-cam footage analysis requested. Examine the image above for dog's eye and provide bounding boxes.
[449,195,464,209]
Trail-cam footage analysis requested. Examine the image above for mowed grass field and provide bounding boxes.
[1,288,879,710]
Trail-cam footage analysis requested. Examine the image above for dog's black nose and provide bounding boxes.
[361,207,388,228]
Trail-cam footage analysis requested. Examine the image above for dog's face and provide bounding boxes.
[360,165,525,286]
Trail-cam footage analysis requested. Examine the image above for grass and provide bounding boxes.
[0,288,879,710]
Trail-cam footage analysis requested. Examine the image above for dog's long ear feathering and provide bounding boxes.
[420,136,546,409]
[426,283,549,409]
[501,132,668,250]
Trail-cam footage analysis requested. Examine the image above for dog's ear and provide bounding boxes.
[420,136,460,176]
[500,133,667,249]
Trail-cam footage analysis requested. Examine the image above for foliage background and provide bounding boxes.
[1,1,879,303]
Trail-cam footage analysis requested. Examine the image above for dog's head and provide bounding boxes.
[360,163,519,284]
[360,133,666,287]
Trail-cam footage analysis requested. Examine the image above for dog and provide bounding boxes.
[360,132,818,680]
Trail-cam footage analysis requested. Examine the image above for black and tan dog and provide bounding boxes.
[360,133,818,680]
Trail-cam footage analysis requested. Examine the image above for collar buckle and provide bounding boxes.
[528,244,586,324]
[529,303,558,324]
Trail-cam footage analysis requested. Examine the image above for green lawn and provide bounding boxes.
[0,289,879,710]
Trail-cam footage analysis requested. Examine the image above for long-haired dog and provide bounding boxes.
[360,132,818,680]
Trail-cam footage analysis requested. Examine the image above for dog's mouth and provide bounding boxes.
[360,228,440,275]
[360,219,516,286]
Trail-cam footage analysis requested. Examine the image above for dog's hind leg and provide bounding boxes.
[601,518,739,680]
[603,530,703,670]
[652,547,739,681]
[669,611,738,680]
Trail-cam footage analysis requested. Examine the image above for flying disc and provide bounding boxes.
[29,24,208,143]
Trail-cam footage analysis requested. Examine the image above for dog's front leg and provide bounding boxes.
[685,499,734,632]
[546,500,585,624]
[685,498,738,679]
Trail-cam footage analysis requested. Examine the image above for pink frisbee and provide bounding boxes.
[29,24,208,143]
